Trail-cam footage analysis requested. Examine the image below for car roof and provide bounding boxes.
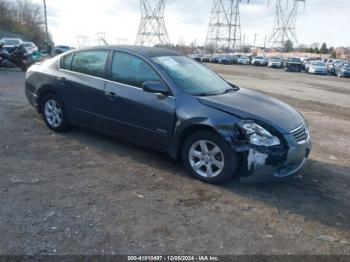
[1,37,22,40]
[76,45,181,58]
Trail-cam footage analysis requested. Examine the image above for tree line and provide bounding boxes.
[0,0,52,46]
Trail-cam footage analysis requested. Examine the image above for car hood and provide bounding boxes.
[311,66,326,70]
[198,88,304,134]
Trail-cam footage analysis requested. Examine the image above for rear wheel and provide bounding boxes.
[182,131,238,184]
[41,93,69,132]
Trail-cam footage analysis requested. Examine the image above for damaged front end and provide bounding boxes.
[223,120,311,183]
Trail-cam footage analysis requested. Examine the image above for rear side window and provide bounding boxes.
[61,54,73,70]
[71,51,109,78]
[111,52,161,88]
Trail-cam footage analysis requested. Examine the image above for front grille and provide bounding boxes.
[291,125,308,143]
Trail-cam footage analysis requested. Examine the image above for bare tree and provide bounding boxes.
[0,0,52,46]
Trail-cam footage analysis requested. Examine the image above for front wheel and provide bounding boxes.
[41,93,70,132]
[182,131,238,184]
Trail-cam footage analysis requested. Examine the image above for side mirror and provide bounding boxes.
[142,81,170,95]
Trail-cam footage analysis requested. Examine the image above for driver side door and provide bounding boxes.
[103,51,176,147]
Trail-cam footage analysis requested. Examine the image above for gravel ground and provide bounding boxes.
[0,66,350,255]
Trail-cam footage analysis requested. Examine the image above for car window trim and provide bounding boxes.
[106,50,174,96]
[58,48,176,98]
[70,50,110,78]
[59,49,110,77]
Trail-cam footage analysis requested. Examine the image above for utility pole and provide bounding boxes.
[264,35,267,49]
[269,0,306,48]
[135,0,170,46]
[242,33,245,53]
[253,33,257,48]
[43,0,49,49]
[205,0,250,53]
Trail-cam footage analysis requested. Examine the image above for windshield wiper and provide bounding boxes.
[222,87,238,94]
[196,92,217,97]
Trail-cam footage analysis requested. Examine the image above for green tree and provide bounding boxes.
[320,43,328,54]
[0,0,53,46]
[284,40,293,52]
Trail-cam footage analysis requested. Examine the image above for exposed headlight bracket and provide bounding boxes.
[238,121,281,147]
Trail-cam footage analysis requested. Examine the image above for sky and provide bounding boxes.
[33,0,350,48]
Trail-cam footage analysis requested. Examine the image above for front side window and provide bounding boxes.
[111,52,161,88]
[71,51,109,78]
[61,54,73,70]
[153,56,232,96]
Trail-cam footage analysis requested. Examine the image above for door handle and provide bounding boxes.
[57,77,66,82]
[105,91,118,100]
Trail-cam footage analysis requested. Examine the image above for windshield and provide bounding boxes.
[3,39,20,45]
[270,58,281,62]
[288,58,301,62]
[153,56,233,96]
[312,62,325,66]
[255,57,263,59]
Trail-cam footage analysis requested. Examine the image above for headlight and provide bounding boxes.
[239,121,281,147]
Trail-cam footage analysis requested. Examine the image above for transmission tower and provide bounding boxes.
[96,32,108,46]
[205,0,248,53]
[269,0,305,48]
[76,35,90,48]
[135,0,170,46]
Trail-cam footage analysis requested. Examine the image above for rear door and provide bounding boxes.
[103,51,175,146]
[58,50,109,127]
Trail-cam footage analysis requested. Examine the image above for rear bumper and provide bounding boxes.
[240,136,312,183]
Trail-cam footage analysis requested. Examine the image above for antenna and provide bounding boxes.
[135,0,170,46]
[269,0,306,48]
[205,0,251,53]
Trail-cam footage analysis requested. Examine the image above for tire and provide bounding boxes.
[181,131,238,184]
[41,93,69,132]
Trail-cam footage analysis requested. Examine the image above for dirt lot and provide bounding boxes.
[1,65,350,255]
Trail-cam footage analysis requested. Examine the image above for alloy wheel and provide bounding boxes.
[189,140,225,178]
[44,99,63,128]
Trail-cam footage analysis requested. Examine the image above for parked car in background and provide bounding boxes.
[308,61,328,75]
[329,60,347,75]
[285,57,303,72]
[0,37,24,52]
[303,58,322,73]
[209,55,222,63]
[25,46,312,184]
[268,57,282,68]
[190,54,203,62]
[201,55,211,63]
[334,62,350,78]
[53,45,74,56]
[218,56,238,65]
[251,56,267,66]
[23,42,38,53]
[237,56,250,65]
[0,42,34,71]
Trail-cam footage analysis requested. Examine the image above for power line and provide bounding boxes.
[205,0,249,53]
[269,0,306,48]
[135,0,170,46]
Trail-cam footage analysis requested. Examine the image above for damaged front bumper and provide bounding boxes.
[239,133,312,183]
